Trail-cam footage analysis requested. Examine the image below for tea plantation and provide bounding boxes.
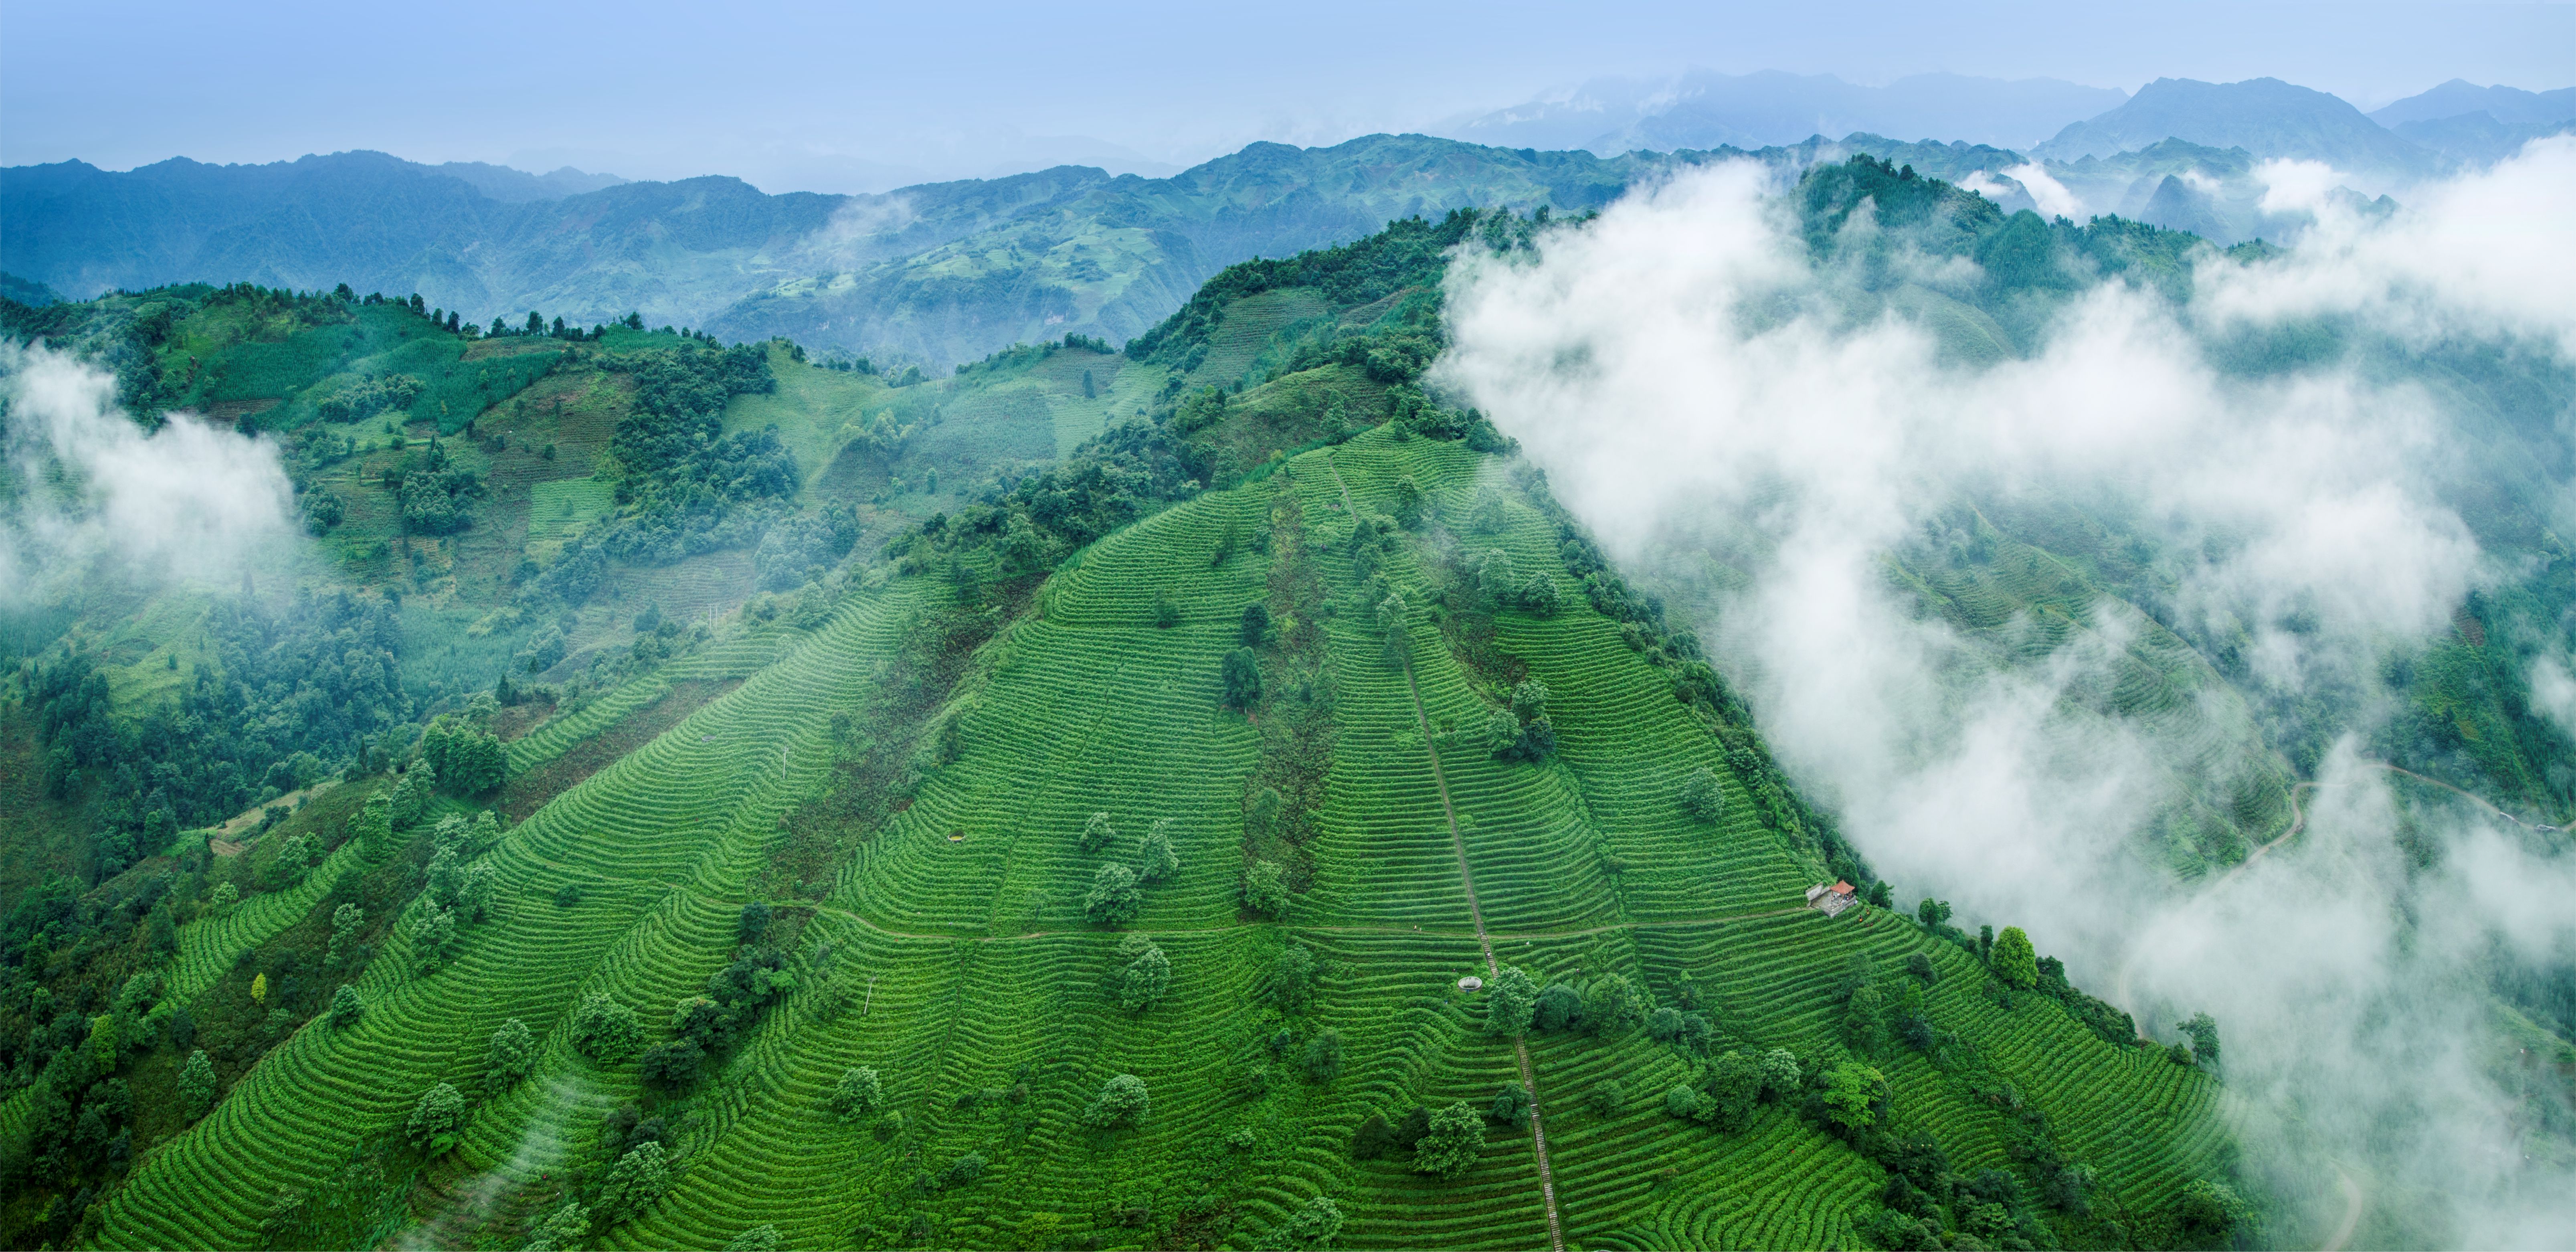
[87,425,2226,1250]
[4,190,2263,1250]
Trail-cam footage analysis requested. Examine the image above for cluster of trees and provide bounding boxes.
[1479,966,1649,1041]
[1077,814,1182,926]
[405,799,504,974]
[1915,904,2153,1050]
[588,341,788,564]
[1662,1048,1807,1131]
[635,904,803,1089]
[29,590,412,878]
[385,437,484,535]
[317,372,423,424]
[1350,1099,1488,1180]
[1486,678,1558,763]
[950,332,1114,381]
[0,767,493,1238]
[1456,548,1561,619]
[751,505,860,592]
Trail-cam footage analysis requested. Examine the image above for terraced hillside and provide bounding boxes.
[90,422,2231,1251]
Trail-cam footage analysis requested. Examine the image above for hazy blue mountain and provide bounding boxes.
[431,161,628,201]
[2369,79,2576,127]
[0,272,61,305]
[2036,77,2439,185]
[700,135,1684,364]
[2392,112,2576,166]
[1448,70,2126,154]
[5,138,1698,368]
[10,121,2346,370]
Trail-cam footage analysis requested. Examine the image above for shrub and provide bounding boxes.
[179,1049,218,1120]
[936,1152,987,1189]
[1680,767,1724,822]
[1080,811,1114,853]
[1484,966,1538,1036]
[1136,818,1180,883]
[1284,1195,1344,1246]
[1992,926,2038,989]
[1119,935,1170,1010]
[1151,589,1181,628]
[1222,647,1264,708]
[1082,1073,1149,1127]
[1085,863,1144,925]
[487,1018,535,1091]
[570,992,643,1064]
[595,1140,672,1223]
[724,1224,783,1252]
[1531,981,1583,1032]
[1243,860,1289,917]
[408,1082,465,1149]
[329,985,365,1026]
[1664,1084,1702,1119]
[1269,944,1318,1011]
[524,1201,588,1252]
[829,1066,883,1120]
[1587,1079,1625,1117]
[1488,1082,1531,1128]
[1301,1028,1344,1081]
[1412,1100,1485,1179]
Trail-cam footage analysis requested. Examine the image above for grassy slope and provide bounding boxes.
[92,414,2227,1249]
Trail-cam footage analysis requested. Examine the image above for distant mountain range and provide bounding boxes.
[1442,70,2129,152]
[9,74,2569,368]
[2,139,1692,368]
[2035,77,2443,186]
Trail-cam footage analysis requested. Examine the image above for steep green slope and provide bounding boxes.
[9,189,2392,1250]
[88,420,2229,1251]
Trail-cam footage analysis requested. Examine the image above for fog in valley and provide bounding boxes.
[1439,138,2576,1247]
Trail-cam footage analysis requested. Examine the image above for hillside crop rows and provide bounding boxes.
[93,421,2229,1250]
[94,581,936,1249]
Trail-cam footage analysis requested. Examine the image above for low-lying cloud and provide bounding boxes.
[1438,138,2576,1246]
[1,344,295,604]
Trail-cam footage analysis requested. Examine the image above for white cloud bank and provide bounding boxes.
[1438,139,2576,1246]
[1,343,296,604]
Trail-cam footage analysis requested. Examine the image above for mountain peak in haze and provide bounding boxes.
[2036,76,2441,185]
[432,161,627,202]
[2368,79,2576,128]
[1444,69,2126,154]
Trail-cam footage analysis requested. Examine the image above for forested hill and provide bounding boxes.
[0,186,2250,1252]
[2,134,2050,374]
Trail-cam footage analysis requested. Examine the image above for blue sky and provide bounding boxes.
[3,0,2568,192]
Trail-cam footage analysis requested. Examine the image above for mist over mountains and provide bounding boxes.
[5,72,2568,375]
[5,22,2576,1247]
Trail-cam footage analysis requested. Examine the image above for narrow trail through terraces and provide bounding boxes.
[1328,449,1565,1252]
